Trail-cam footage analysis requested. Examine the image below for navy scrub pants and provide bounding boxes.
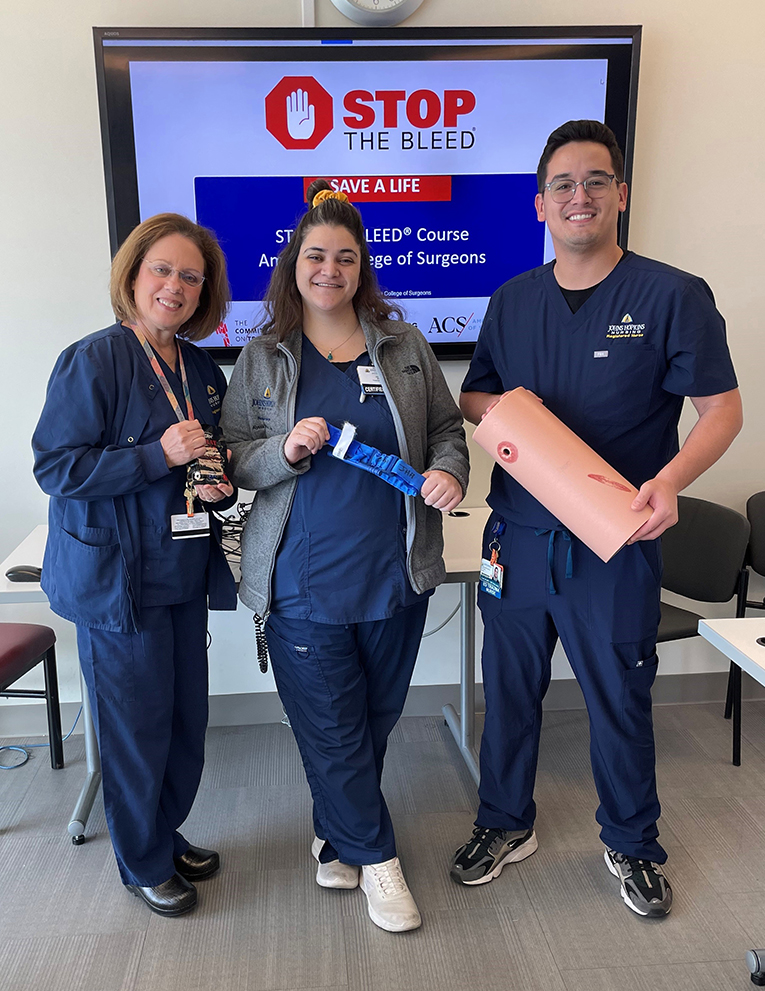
[265,600,429,867]
[76,594,209,887]
[477,515,666,863]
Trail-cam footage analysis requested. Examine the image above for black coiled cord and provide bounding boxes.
[253,613,270,673]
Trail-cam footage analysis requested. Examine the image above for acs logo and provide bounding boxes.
[265,76,333,150]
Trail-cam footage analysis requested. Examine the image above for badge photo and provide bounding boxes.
[479,557,503,598]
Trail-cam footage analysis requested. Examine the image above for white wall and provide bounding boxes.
[2,0,764,716]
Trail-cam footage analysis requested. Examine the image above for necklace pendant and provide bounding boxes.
[327,350,333,361]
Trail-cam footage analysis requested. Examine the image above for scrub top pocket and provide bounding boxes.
[585,345,658,436]
[271,531,311,619]
[54,527,130,630]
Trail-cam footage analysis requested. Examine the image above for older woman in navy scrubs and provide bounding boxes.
[222,181,469,933]
[33,214,237,917]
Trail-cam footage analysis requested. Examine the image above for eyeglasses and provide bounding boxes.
[544,174,618,204]
[142,260,205,288]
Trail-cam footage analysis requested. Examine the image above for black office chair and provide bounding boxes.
[745,491,765,609]
[722,491,765,742]
[657,495,750,764]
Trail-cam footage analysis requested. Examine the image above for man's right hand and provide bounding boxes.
[160,419,207,467]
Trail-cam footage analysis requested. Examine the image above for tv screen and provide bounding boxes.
[94,26,640,361]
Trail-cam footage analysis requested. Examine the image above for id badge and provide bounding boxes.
[171,512,210,539]
[357,365,383,395]
[479,557,504,598]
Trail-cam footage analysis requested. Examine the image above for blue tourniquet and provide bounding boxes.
[325,423,425,497]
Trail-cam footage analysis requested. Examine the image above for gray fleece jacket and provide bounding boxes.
[221,319,470,618]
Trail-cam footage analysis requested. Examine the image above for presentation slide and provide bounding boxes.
[129,55,607,348]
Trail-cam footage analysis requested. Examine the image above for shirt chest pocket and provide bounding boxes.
[585,344,658,428]
[117,388,158,447]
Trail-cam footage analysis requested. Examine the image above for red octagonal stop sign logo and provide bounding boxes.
[265,76,334,150]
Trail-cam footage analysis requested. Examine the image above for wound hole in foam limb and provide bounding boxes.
[498,441,518,464]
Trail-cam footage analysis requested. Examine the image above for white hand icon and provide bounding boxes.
[286,88,316,141]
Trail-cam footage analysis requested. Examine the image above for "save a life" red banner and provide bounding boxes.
[304,175,452,202]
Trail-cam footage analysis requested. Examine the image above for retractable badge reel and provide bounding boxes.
[480,519,505,598]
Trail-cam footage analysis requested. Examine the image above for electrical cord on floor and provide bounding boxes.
[422,600,461,637]
[0,706,83,770]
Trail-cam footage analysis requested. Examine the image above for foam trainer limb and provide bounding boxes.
[472,389,652,562]
[325,422,425,497]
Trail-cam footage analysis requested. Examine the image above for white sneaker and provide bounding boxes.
[311,836,359,889]
[360,857,422,932]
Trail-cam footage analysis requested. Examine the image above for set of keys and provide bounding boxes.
[172,427,229,540]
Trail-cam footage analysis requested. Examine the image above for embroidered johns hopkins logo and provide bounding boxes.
[252,386,275,418]
[206,384,221,413]
[607,310,646,339]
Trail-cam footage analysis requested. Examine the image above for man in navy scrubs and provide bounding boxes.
[451,120,742,917]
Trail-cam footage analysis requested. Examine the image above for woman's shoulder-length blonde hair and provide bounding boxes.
[110,213,231,343]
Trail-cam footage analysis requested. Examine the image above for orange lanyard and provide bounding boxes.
[133,328,194,422]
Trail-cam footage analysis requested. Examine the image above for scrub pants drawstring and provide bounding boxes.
[535,528,573,595]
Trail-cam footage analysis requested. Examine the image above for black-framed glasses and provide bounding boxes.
[142,260,205,288]
[544,174,617,204]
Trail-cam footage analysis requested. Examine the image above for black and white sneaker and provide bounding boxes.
[604,848,673,918]
[450,826,537,885]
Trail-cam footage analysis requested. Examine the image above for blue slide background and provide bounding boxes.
[195,173,544,302]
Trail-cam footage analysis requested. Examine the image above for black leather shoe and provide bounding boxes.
[125,873,197,916]
[174,844,221,881]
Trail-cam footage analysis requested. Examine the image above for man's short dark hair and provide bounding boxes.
[536,120,625,192]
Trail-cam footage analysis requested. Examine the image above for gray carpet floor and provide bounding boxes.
[2,700,765,991]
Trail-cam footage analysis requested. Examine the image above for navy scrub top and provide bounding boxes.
[462,252,738,530]
[271,335,427,624]
[134,345,209,606]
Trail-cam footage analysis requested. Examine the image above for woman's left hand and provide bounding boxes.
[194,448,234,503]
[195,481,234,503]
[421,470,463,512]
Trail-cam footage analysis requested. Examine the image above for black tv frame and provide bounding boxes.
[93,24,641,363]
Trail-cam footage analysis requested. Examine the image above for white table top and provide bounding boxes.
[698,618,765,688]
[0,508,491,607]
[441,507,491,583]
[0,525,47,603]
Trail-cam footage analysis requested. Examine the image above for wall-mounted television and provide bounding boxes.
[93,25,640,361]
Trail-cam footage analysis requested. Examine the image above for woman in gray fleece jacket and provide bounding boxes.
[221,180,469,934]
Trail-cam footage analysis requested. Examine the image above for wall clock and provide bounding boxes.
[330,0,426,27]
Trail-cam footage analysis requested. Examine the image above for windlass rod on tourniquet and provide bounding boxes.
[325,422,425,497]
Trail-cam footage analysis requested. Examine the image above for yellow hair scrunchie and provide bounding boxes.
[311,189,350,208]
